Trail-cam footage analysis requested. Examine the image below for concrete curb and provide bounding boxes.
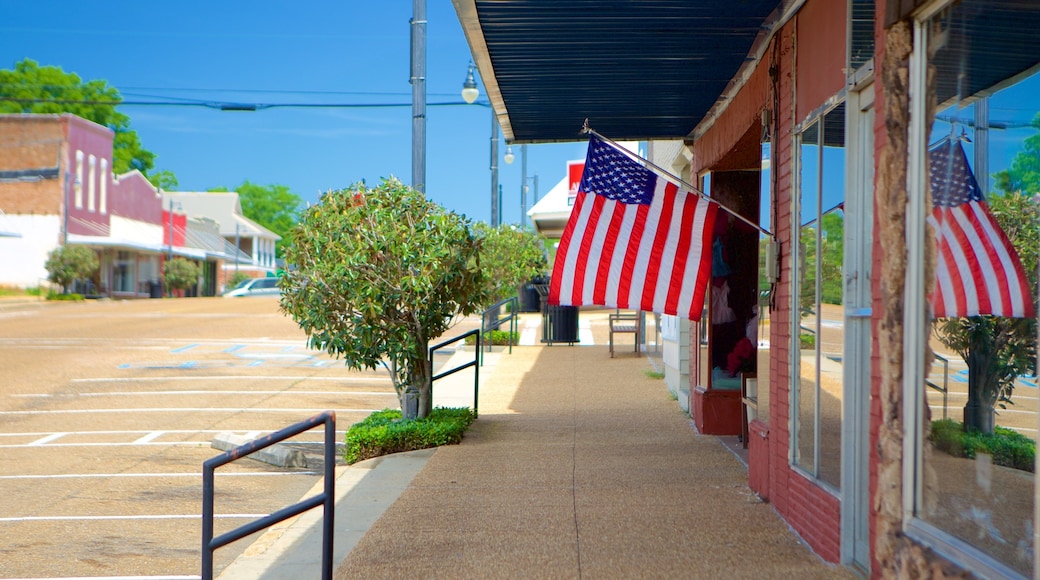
[217,448,434,580]
[212,433,308,468]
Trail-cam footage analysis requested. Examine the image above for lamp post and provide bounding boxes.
[462,63,513,226]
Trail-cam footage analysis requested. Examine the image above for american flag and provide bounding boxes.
[548,136,718,320]
[928,138,1034,318]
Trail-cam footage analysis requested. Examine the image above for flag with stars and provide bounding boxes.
[928,138,1034,318]
[548,135,718,320]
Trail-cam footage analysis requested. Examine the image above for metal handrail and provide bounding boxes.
[926,353,950,421]
[481,296,518,358]
[429,329,481,416]
[201,411,337,580]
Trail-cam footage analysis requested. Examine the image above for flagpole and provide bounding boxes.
[582,121,774,238]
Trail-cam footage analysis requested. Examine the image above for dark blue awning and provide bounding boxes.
[452,0,784,143]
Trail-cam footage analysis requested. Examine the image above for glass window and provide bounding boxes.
[99,158,108,214]
[910,1,1040,576]
[793,102,846,490]
[74,150,84,209]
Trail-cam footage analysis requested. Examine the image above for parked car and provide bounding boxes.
[223,277,280,298]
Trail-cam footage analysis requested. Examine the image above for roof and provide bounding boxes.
[163,192,281,241]
[452,0,785,143]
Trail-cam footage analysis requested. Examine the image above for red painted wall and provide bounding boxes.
[162,210,187,247]
[111,170,162,224]
[64,115,114,236]
[795,0,848,123]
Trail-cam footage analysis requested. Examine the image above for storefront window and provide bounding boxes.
[909,1,1040,576]
[793,102,846,490]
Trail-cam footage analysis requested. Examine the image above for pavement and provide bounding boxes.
[218,313,855,579]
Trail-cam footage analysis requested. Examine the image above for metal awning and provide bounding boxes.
[452,0,785,143]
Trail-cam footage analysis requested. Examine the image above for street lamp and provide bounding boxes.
[461,64,511,226]
[462,63,479,104]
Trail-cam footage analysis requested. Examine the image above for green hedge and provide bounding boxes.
[930,418,1035,473]
[464,330,518,346]
[344,407,477,465]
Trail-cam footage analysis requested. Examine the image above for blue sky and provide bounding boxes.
[0,1,589,225]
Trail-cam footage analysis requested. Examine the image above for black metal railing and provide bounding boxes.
[926,353,950,421]
[481,296,518,362]
[429,329,481,416]
[201,411,337,580]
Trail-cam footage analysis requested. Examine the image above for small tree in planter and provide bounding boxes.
[279,178,489,419]
[473,222,548,308]
[163,258,201,296]
[44,245,98,294]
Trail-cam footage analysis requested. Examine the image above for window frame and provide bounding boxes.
[903,1,1037,577]
[790,93,847,491]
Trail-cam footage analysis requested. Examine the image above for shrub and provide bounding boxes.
[163,258,201,292]
[344,407,477,465]
[930,418,1035,472]
[464,329,518,346]
[44,245,98,293]
[46,292,84,301]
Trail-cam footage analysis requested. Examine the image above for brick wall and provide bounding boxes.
[0,116,64,215]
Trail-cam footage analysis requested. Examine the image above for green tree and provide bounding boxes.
[0,59,155,175]
[44,245,98,294]
[279,178,489,419]
[163,258,201,295]
[210,181,302,258]
[473,223,547,306]
[148,170,179,191]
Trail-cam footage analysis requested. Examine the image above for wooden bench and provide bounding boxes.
[608,310,641,358]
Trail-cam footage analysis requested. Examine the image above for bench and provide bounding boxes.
[608,310,641,358]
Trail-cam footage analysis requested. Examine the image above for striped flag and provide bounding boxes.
[548,136,718,320]
[928,138,1034,318]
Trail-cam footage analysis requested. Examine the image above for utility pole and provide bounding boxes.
[410,0,426,193]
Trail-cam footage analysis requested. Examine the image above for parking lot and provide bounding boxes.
[0,296,421,579]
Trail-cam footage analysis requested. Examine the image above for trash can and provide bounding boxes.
[149,281,163,299]
[519,282,541,313]
[546,304,579,344]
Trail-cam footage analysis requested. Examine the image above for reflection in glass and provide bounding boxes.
[917,2,1039,575]
[794,105,846,489]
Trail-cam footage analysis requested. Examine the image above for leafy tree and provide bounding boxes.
[210,181,302,258]
[44,245,98,293]
[148,170,179,191]
[473,222,547,306]
[279,178,489,419]
[163,258,201,294]
[993,113,1040,196]
[0,59,155,175]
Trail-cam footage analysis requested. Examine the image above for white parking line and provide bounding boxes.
[10,576,199,580]
[0,514,266,522]
[0,472,318,480]
[0,429,347,437]
[70,375,389,383]
[133,431,164,444]
[0,407,379,416]
[29,432,67,445]
[13,390,395,398]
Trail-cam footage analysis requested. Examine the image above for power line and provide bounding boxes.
[0,97,490,111]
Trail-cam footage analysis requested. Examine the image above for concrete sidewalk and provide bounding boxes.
[326,343,853,579]
[217,325,853,579]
